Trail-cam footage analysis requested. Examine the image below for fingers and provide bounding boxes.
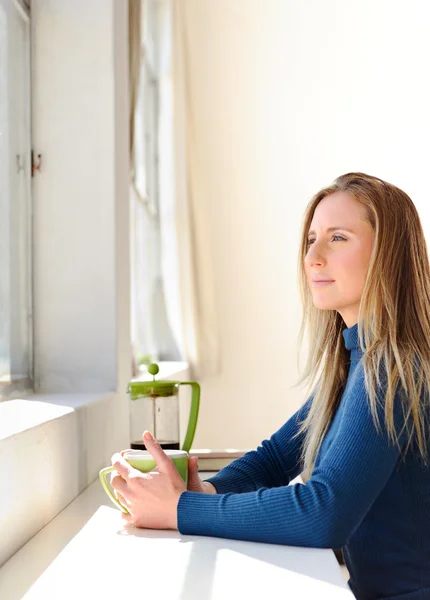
[142,431,172,471]
[111,466,154,509]
[116,490,129,507]
[111,453,134,480]
[121,512,133,525]
[111,473,128,495]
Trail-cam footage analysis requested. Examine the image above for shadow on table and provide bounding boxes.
[118,526,350,599]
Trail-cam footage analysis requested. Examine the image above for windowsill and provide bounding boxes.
[0,377,34,400]
[0,393,111,442]
[0,390,120,568]
[0,362,189,568]
[0,361,189,443]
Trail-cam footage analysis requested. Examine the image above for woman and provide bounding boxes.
[111,173,430,600]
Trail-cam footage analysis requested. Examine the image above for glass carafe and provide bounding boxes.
[127,363,200,452]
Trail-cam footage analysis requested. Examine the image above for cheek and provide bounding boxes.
[334,249,370,289]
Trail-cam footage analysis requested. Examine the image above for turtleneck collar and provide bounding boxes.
[342,322,360,351]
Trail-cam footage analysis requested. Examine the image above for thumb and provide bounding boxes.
[142,431,171,471]
[188,456,199,472]
[188,456,200,479]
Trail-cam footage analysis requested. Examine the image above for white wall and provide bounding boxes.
[182,0,430,449]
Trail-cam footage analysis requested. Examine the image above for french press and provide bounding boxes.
[127,363,200,453]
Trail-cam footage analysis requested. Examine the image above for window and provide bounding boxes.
[0,0,32,396]
[131,0,180,368]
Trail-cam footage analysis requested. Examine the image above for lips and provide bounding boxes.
[311,277,335,283]
[311,278,335,287]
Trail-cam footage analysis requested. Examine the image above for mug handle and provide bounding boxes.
[99,467,130,514]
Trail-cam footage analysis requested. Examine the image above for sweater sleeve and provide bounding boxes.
[203,396,313,494]
[177,364,409,548]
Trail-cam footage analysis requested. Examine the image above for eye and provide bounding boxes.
[306,234,346,246]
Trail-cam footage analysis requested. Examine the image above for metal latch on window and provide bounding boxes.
[31,151,42,177]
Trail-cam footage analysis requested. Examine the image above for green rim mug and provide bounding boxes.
[99,449,189,514]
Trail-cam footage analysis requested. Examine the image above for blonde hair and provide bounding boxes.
[297,172,430,479]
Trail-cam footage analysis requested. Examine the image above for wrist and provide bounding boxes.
[173,489,185,530]
[202,481,217,495]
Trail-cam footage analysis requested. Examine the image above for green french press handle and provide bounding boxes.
[179,381,200,453]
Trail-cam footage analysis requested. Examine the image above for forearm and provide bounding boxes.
[179,438,400,549]
[177,482,338,548]
[205,397,312,494]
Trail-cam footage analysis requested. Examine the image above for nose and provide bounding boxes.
[305,241,327,268]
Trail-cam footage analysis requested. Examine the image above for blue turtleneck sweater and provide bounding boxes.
[177,323,430,599]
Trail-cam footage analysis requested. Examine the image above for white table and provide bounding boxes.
[0,474,354,599]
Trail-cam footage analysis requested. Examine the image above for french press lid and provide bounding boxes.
[127,363,178,400]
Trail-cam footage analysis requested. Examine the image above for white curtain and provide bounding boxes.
[166,0,220,377]
[130,0,220,378]
[130,0,177,367]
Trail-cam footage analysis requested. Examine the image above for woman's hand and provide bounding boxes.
[188,456,217,494]
[110,431,186,529]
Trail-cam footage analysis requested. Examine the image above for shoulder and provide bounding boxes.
[341,358,411,446]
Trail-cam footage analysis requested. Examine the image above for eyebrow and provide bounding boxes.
[307,226,355,237]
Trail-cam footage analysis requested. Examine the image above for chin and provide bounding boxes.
[312,299,338,311]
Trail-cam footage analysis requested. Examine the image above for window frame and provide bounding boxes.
[0,0,33,399]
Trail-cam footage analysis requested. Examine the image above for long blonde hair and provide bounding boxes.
[297,172,430,479]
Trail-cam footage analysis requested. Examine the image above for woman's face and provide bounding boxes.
[304,191,374,328]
